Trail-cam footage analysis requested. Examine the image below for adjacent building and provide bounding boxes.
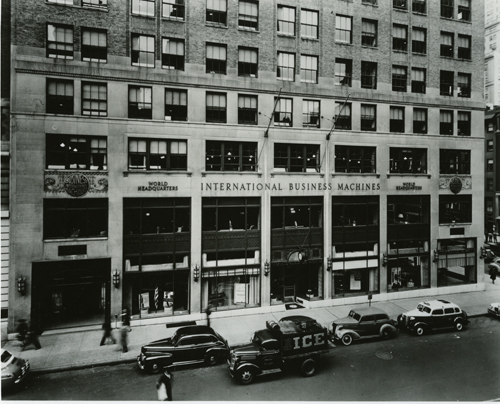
[485,0,500,107]
[8,0,486,333]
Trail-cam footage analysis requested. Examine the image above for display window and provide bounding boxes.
[437,238,477,287]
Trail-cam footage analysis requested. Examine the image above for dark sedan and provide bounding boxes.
[137,325,230,373]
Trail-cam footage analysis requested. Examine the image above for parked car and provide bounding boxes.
[1,349,30,390]
[397,299,468,336]
[487,302,500,317]
[329,307,398,346]
[137,325,230,373]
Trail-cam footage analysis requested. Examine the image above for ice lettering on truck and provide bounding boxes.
[291,333,324,350]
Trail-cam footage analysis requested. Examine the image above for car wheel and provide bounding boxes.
[341,334,353,346]
[381,328,391,339]
[415,326,426,336]
[455,321,464,332]
[205,353,218,366]
[237,368,255,385]
[149,362,161,374]
[300,358,316,377]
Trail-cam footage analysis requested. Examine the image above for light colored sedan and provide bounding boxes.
[1,348,30,389]
[487,303,500,317]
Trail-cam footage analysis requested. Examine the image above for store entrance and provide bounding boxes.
[270,261,322,304]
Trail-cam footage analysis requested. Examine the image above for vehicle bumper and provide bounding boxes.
[488,307,500,317]
[137,354,145,370]
[227,358,235,378]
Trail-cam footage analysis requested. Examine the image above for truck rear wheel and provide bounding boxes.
[237,368,256,385]
[300,358,316,377]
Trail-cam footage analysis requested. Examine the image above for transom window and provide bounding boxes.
[390,106,405,133]
[128,138,187,171]
[361,104,376,131]
[301,9,318,39]
[411,67,426,94]
[238,47,258,77]
[46,134,107,170]
[335,145,376,173]
[82,82,107,116]
[390,147,427,174]
[413,108,427,134]
[274,143,319,173]
[361,61,377,89]
[412,27,426,54]
[440,110,453,135]
[274,98,292,126]
[206,92,227,123]
[206,141,257,171]
[440,149,470,174]
[239,0,258,30]
[163,0,185,20]
[238,95,258,125]
[132,0,155,16]
[300,55,318,83]
[361,19,377,47]
[277,52,295,81]
[457,73,471,98]
[131,34,155,67]
[165,89,187,121]
[335,58,352,86]
[82,28,107,62]
[335,102,352,130]
[206,43,227,74]
[392,65,407,92]
[302,100,320,128]
[393,24,408,51]
[457,111,471,136]
[336,15,352,44]
[278,5,295,36]
[207,0,227,26]
[47,24,73,59]
[47,79,74,115]
[162,38,185,70]
[128,86,152,119]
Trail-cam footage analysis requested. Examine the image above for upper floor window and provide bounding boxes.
[82,28,107,63]
[392,65,407,92]
[47,24,73,60]
[412,27,426,54]
[487,178,494,191]
[274,98,292,126]
[301,9,318,39]
[165,89,187,121]
[207,0,227,26]
[335,145,376,173]
[393,0,407,10]
[440,110,453,135]
[46,134,107,170]
[277,5,295,36]
[238,47,258,77]
[390,148,427,174]
[335,58,352,86]
[277,52,295,81]
[239,0,258,30]
[361,19,377,47]
[390,106,405,133]
[361,104,376,131]
[488,140,494,152]
[128,138,187,171]
[206,43,227,74]
[457,35,471,59]
[361,61,377,89]
[206,141,257,171]
[132,0,155,16]
[441,0,454,19]
[413,108,427,134]
[129,86,152,119]
[162,38,185,70]
[457,73,471,98]
[439,195,472,224]
[440,31,454,57]
[440,71,454,96]
[393,24,408,51]
[412,0,426,13]
[411,67,426,94]
[487,160,494,172]
[440,149,470,174]
[303,100,320,128]
[457,111,471,136]
[335,102,352,130]
[274,143,319,173]
[457,0,471,21]
[131,34,155,67]
[336,15,352,44]
[47,79,73,115]
[300,55,318,83]
[82,82,107,117]
[206,92,226,123]
[163,0,185,20]
[238,95,258,125]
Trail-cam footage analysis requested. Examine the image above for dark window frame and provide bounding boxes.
[390,106,405,133]
[439,195,472,224]
[393,0,407,10]
[206,0,227,26]
[238,94,258,125]
[440,31,454,57]
[457,73,471,98]
[361,104,376,131]
[336,15,353,44]
[361,61,377,89]
[81,28,107,63]
[274,143,320,173]
[277,5,296,36]
[439,149,470,174]
[82,81,107,117]
[302,99,320,128]
[128,138,187,171]
[238,47,258,77]
[274,97,293,126]
[411,67,426,94]
[128,85,152,119]
[335,58,352,86]
[389,147,427,174]
[441,0,454,19]
[393,24,408,52]
[440,71,454,96]
[301,8,319,39]
[238,0,258,31]
[361,18,377,47]
[162,38,185,70]
[131,33,155,67]
[165,88,188,121]
[162,0,185,20]
[439,110,454,135]
[206,43,227,75]
[457,111,471,136]
[46,78,74,115]
[413,108,428,134]
[412,27,427,54]
[46,133,107,170]
[206,92,227,123]
[412,0,426,14]
[47,23,74,60]
[206,140,258,172]
[392,65,407,92]
[335,145,376,173]
[300,54,318,84]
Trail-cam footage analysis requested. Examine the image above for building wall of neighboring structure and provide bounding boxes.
[485,0,500,106]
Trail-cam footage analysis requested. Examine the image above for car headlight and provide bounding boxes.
[409,316,415,321]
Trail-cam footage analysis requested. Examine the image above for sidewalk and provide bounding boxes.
[3,282,499,375]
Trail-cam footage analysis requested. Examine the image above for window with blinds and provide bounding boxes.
[361,19,377,47]
[439,110,453,135]
[238,95,258,125]
[238,0,258,30]
[335,102,352,130]
[457,35,471,59]
[301,9,318,39]
[412,27,426,54]
[300,55,318,83]
[207,0,227,25]
[392,66,407,92]
[392,24,407,51]
[413,108,427,134]
[411,67,426,94]
[165,89,187,121]
[162,38,184,70]
[206,92,227,123]
[390,107,405,133]
[82,29,107,62]
[440,31,454,57]
[361,104,376,131]
[238,47,258,77]
[457,111,471,136]
[278,52,295,81]
[206,44,227,74]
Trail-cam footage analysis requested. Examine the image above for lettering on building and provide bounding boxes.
[138,182,178,191]
[396,182,423,191]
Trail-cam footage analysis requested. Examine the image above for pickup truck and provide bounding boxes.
[227,315,331,384]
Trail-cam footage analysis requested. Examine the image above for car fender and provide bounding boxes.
[409,321,428,331]
[235,362,262,375]
[336,329,360,340]
[143,353,173,364]
[379,323,397,336]
[453,317,468,326]
[205,346,229,359]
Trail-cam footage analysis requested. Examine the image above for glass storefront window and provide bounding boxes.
[437,238,477,287]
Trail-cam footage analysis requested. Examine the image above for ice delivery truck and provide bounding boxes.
[227,316,332,384]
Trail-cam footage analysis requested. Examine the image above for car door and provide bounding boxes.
[358,314,377,336]
[443,307,456,328]
[431,308,444,329]
[175,335,198,363]
[192,335,219,362]
[374,313,389,333]
[258,339,281,370]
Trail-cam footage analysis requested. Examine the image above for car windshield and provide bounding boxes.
[417,304,431,313]
[171,331,180,345]
[1,350,12,363]
[348,310,361,321]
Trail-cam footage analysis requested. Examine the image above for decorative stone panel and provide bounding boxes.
[44,171,108,197]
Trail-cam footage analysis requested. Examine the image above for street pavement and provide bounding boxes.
[2,281,499,375]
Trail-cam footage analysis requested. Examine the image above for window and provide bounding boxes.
[457,73,471,98]
[163,0,185,20]
[392,65,407,92]
[390,107,405,133]
[440,32,454,57]
[165,89,187,121]
[274,143,319,172]
[457,111,471,136]
[278,5,295,36]
[439,149,470,174]
[393,24,408,51]
[390,148,427,174]
[487,198,494,213]
[128,138,187,171]
[335,102,351,130]
[412,0,426,13]
[413,108,427,134]
[336,15,352,44]
[487,159,494,172]
[239,0,258,30]
[457,0,471,21]
[44,199,108,239]
[82,28,107,62]
[440,110,453,135]
[277,52,295,81]
[301,9,318,39]
[457,35,471,59]
[132,0,155,16]
[206,141,257,171]
[131,34,155,67]
[441,0,454,18]
[335,145,376,173]
[488,140,494,152]
[162,38,184,70]
[82,82,107,116]
[238,95,258,125]
[487,178,494,191]
[83,0,108,7]
[238,47,258,77]
[393,0,407,10]
[439,195,472,224]
[206,92,226,123]
[412,27,426,54]
[361,61,377,89]
[46,134,107,170]
[335,58,352,86]
[129,86,152,119]
[206,43,227,74]
[361,104,376,131]
[274,98,292,126]
[303,100,320,128]
[47,79,73,115]
[411,67,426,94]
[47,24,73,59]
[207,0,227,26]
[300,55,318,83]
[440,71,454,96]
[361,19,377,47]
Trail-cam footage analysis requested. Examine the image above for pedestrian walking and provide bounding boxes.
[205,305,212,328]
[490,264,498,284]
[120,308,131,353]
[21,323,41,351]
[100,319,116,346]
[156,368,173,401]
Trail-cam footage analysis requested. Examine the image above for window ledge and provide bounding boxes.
[392,50,408,54]
[206,23,228,29]
[161,17,185,23]
[277,33,296,39]
[387,173,431,178]
[45,169,108,173]
[123,170,192,177]
[271,171,323,178]
[44,237,107,243]
[393,8,409,13]
[131,13,155,19]
[331,173,380,178]
[439,223,472,227]
[238,28,260,34]
[202,171,261,178]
